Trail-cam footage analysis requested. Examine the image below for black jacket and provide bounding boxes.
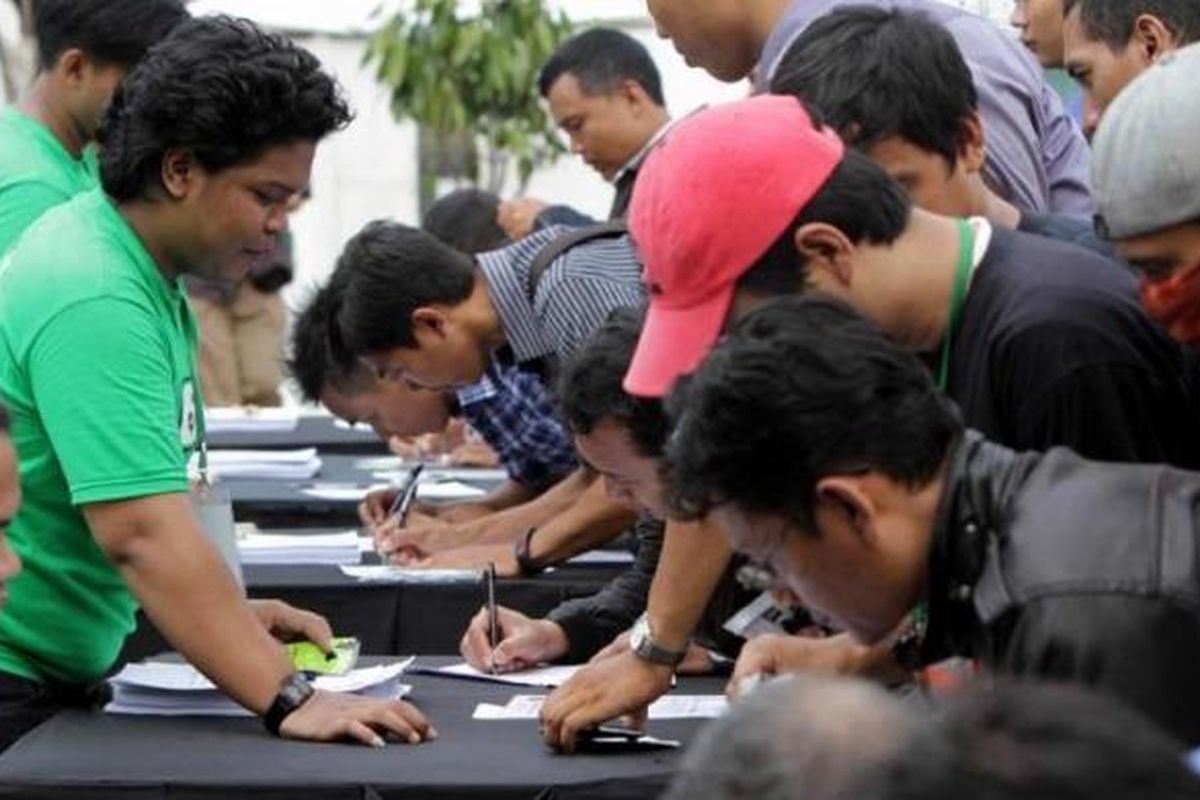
[546,516,752,663]
[922,432,1200,744]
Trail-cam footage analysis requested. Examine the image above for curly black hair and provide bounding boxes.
[98,16,352,201]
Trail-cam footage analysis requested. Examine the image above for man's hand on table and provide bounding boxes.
[460,605,570,673]
[390,542,520,576]
[538,650,673,753]
[248,599,334,653]
[281,691,436,747]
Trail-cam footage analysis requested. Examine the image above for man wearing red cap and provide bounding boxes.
[538,94,1200,750]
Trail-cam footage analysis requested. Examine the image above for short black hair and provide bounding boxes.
[335,221,477,355]
[423,189,510,255]
[665,295,961,527]
[34,0,188,70]
[736,150,911,298]
[538,27,665,106]
[98,16,352,202]
[881,682,1200,800]
[288,275,372,403]
[770,7,977,167]
[0,401,9,433]
[558,308,668,458]
[1063,0,1200,49]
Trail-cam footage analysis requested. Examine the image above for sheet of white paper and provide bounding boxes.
[209,448,319,464]
[206,407,301,433]
[301,485,385,502]
[416,480,487,501]
[471,693,728,720]
[428,662,582,688]
[340,565,481,583]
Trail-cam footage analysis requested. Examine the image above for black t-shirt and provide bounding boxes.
[947,227,1200,468]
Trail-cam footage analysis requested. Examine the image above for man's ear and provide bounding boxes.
[1131,13,1174,62]
[814,475,878,542]
[55,48,88,85]
[618,78,651,113]
[410,307,450,344]
[160,148,196,200]
[957,112,987,175]
[794,223,857,289]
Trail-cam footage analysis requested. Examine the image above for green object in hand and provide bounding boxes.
[287,637,360,676]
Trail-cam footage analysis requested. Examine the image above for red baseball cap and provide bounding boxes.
[624,95,844,397]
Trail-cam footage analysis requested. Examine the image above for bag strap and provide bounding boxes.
[526,220,629,302]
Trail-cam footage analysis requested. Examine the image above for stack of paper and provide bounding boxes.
[106,659,413,716]
[207,448,323,480]
[239,530,361,565]
[206,407,301,434]
[473,693,727,720]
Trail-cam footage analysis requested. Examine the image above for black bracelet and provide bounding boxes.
[514,526,544,577]
[262,672,315,737]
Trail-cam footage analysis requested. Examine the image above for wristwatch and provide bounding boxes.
[262,672,316,736]
[513,526,546,577]
[629,612,687,668]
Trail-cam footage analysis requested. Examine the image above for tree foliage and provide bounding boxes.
[364,0,573,191]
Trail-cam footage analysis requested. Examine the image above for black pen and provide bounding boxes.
[386,463,425,526]
[485,562,498,675]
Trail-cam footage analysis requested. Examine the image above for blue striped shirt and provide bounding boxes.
[476,226,646,372]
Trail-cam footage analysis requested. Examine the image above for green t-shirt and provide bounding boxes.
[0,107,100,256]
[0,190,201,684]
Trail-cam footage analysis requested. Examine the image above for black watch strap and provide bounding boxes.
[263,672,315,736]
[514,526,545,577]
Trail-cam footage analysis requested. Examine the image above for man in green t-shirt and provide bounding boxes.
[0,17,434,751]
[0,0,188,255]
[0,404,25,613]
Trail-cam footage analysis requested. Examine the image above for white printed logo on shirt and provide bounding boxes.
[180,379,197,449]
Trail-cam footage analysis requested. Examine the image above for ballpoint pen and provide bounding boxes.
[375,463,424,557]
[485,562,499,675]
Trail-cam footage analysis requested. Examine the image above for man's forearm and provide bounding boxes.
[469,467,594,543]
[645,517,734,651]
[87,494,291,714]
[515,477,636,561]
[434,479,538,523]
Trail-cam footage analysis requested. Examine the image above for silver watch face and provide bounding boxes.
[281,674,314,706]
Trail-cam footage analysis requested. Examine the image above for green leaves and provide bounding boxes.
[364,0,573,192]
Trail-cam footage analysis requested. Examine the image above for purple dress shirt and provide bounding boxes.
[758,0,1094,215]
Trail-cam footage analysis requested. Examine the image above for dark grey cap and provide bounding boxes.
[1092,43,1200,240]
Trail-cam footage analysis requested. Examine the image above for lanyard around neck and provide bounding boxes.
[936,219,976,390]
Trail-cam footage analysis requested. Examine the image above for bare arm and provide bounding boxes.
[84,492,289,713]
[644,516,734,651]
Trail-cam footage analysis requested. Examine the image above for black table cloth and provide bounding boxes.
[0,657,722,800]
[118,561,624,663]
[225,456,507,527]
[208,414,387,454]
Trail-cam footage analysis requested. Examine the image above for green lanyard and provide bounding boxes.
[936,218,976,390]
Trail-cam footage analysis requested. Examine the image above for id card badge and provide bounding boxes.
[190,479,245,593]
[723,591,796,639]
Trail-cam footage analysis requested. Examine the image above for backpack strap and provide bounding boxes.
[526,220,629,302]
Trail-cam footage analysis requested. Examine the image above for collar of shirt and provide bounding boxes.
[611,118,675,187]
[475,228,565,363]
[453,364,500,407]
[919,431,1033,664]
